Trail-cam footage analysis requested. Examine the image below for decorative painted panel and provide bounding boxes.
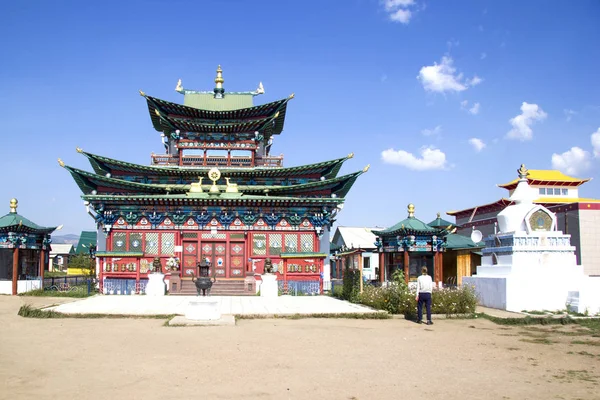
[285,234,298,253]
[229,242,245,277]
[201,233,226,239]
[113,232,126,251]
[161,233,175,255]
[253,234,267,255]
[182,241,197,277]
[269,234,282,256]
[145,232,159,255]
[300,233,314,252]
[129,233,142,252]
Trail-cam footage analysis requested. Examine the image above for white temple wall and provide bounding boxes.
[578,209,600,276]
[578,277,600,315]
[463,277,506,310]
[0,280,41,295]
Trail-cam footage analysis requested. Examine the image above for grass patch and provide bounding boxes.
[553,370,597,383]
[520,337,555,345]
[18,304,175,320]
[571,339,600,347]
[45,271,67,278]
[235,312,391,320]
[20,285,94,298]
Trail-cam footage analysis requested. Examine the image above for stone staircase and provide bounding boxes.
[174,279,255,296]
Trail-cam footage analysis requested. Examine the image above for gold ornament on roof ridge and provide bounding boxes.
[437,212,441,218]
[214,65,224,88]
[58,158,65,167]
[189,177,204,194]
[518,164,529,179]
[289,93,295,99]
[408,203,415,218]
[175,79,183,92]
[76,147,83,153]
[347,152,354,159]
[9,198,18,213]
[139,90,145,96]
[363,164,370,172]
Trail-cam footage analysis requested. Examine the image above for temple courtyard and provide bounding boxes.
[1,296,599,400]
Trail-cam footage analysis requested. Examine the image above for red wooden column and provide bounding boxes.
[39,249,45,281]
[12,248,19,295]
[379,252,385,283]
[403,251,409,284]
[438,252,444,286]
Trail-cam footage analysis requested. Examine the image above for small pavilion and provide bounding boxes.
[0,199,58,294]
[375,204,448,284]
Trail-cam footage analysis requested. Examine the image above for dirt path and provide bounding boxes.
[1,296,598,400]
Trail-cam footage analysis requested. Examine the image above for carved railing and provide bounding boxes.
[151,154,284,167]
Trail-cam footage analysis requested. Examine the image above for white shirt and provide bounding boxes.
[416,274,433,294]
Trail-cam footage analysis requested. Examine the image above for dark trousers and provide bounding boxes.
[417,292,432,322]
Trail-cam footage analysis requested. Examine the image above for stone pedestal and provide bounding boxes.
[145,273,166,296]
[185,298,221,320]
[260,274,278,298]
[168,272,181,293]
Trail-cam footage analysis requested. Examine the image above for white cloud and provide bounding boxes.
[468,76,483,86]
[381,146,448,170]
[417,56,482,93]
[551,147,591,176]
[480,52,487,60]
[460,100,468,109]
[469,102,481,115]
[383,0,416,24]
[506,102,547,141]
[591,127,600,158]
[564,108,577,122]
[421,125,442,136]
[468,138,486,152]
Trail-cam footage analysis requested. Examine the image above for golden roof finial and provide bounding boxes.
[437,212,441,218]
[408,203,415,218]
[9,198,18,214]
[347,152,354,159]
[139,90,146,97]
[289,93,295,99]
[58,158,65,167]
[76,147,83,153]
[363,164,370,172]
[214,65,224,89]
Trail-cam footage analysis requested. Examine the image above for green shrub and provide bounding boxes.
[341,265,361,302]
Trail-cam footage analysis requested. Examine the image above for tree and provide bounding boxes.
[67,254,95,278]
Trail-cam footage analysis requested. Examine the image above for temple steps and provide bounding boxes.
[173,279,255,296]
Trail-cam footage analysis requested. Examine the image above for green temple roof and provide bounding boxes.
[73,231,98,255]
[0,199,57,234]
[375,204,440,236]
[184,92,254,111]
[444,233,484,250]
[428,213,459,229]
[79,150,352,180]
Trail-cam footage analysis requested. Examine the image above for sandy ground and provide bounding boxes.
[1,296,599,400]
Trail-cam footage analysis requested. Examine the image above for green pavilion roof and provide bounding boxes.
[444,233,484,250]
[0,200,56,234]
[427,213,459,229]
[79,150,351,180]
[73,231,98,255]
[376,204,440,236]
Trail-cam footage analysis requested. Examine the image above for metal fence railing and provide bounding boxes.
[102,278,148,295]
[277,280,321,296]
[43,275,91,288]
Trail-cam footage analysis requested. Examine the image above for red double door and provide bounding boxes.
[182,240,245,278]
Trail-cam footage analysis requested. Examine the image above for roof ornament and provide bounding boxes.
[517,164,529,180]
[76,147,83,153]
[214,65,225,98]
[437,212,441,218]
[189,177,204,194]
[288,93,295,99]
[256,82,265,95]
[208,168,221,195]
[58,158,65,167]
[408,203,415,218]
[347,152,354,159]
[175,79,183,93]
[225,177,239,193]
[363,164,370,172]
[139,90,146,97]
[9,198,17,214]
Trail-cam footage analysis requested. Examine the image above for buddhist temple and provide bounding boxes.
[61,66,366,295]
[0,199,58,294]
[448,168,600,276]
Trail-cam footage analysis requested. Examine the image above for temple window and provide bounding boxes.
[539,188,546,195]
[561,188,568,195]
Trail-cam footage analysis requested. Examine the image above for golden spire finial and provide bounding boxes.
[139,90,146,97]
[347,152,354,159]
[9,198,18,214]
[408,203,415,218]
[437,212,441,219]
[214,65,224,89]
[363,164,370,172]
[289,93,295,99]
[58,158,65,167]
[76,147,83,153]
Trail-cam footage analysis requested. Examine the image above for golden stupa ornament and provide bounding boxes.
[9,198,18,213]
[408,203,415,218]
[208,168,221,194]
[214,65,224,89]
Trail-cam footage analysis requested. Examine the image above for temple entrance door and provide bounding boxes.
[182,241,198,278]
[201,242,227,278]
[229,242,245,278]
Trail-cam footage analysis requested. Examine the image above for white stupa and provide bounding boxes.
[463,164,600,314]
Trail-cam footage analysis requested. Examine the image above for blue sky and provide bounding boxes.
[1,0,599,235]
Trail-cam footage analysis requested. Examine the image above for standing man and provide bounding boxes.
[415,266,433,325]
